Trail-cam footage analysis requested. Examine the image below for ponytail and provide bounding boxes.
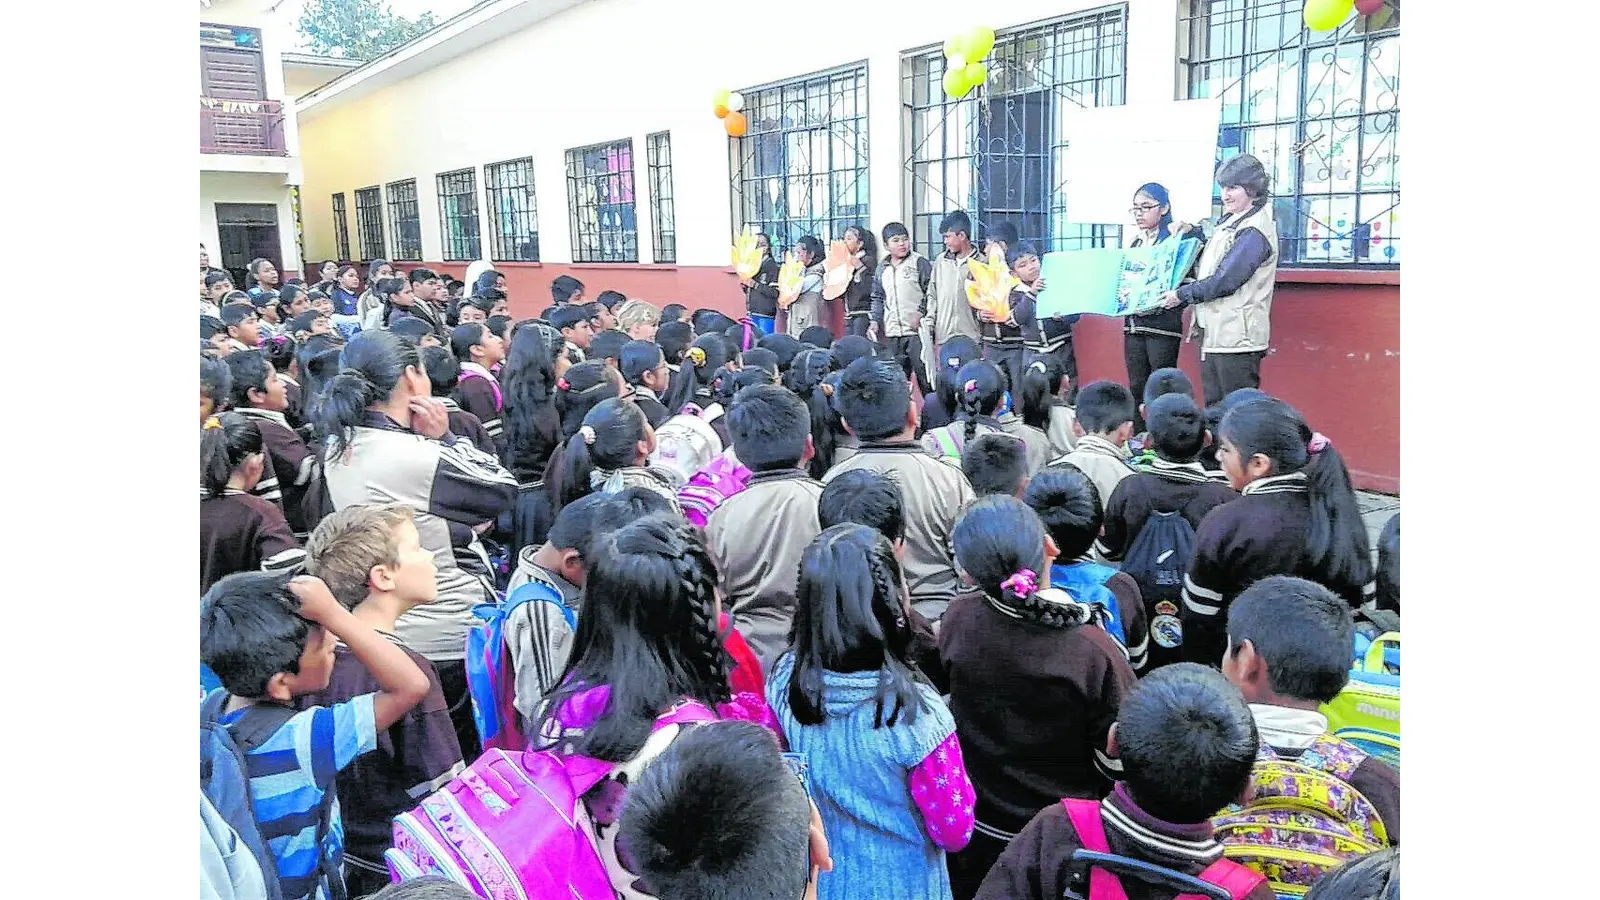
[954,359,1005,443]
[953,495,1069,628]
[560,430,599,509]
[313,329,419,457]
[1019,357,1060,431]
[936,336,982,417]
[807,377,840,480]
[559,397,648,508]
[554,360,620,438]
[201,413,264,498]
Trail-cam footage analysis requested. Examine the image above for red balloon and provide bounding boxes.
[1355,0,1383,14]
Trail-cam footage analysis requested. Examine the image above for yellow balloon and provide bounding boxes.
[967,25,996,61]
[943,34,968,61]
[942,67,971,100]
[713,88,731,107]
[1303,0,1354,32]
[964,61,988,87]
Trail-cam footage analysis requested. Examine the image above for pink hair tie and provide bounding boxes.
[1307,432,1330,455]
[963,379,979,393]
[1001,569,1039,598]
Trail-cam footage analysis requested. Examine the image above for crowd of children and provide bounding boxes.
[200,213,1399,900]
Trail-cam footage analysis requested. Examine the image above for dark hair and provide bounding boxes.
[449,323,489,364]
[725,384,810,473]
[1227,575,1353,704]
[408,267,439,285]
[551,274,585,304]
[1076,381,1137,434]
[1019,356,1065,432]
[201,315,226,340]
[659,303,686,324]
[596,289,628,310]
[560,397,650,508]
[799,325,835,350]
[692,309,737,336]
[757,333,805,371]
[616,720,811,900]
[1133,183,1177,242]
[952,359,1006,443]
[246,257,276,286]
[1143,367,1195,406]
[1003,242,1040,271]
[537,516,731,760]
[199,571,311,698]
[549,303,592,333]
[224,291,254,308]
[366,259,391,284]
[205,270,234,291]
[502,322,563,480]
[472,269,502,298]
[486,314,512,340]
[938,210,973,238]
[818,469,904,543]
[794,234,824,266]
[1147,393,1207,462]
[657,321,693,365]
[201,412,264,497]
[1022,465,1102,559]
[374,276,410,323]
[664,334,730,412]
[545,491,623,554]
[276,283,307,319]
[829,335,874,370]
[588,329,629,366]
[739,347,780,377]
[224,350,273,410]
[1304,848,1399,900]
[621,340,666,387]
[881,221,910,242]
[336,264,361,284]
[220,303,258,330]
[713,365,774,408]
[962,433,1030,497]
[953,495,1072,627]
[934,335,982,416]
[844,224,879,270]
[201,355,232,406]
[288,310,327,335]
[1115,663,1259,823]
[554,360,620,440]
[1376,514,1399,614]
[263,334,298,376]
[1219,398,1371,591]
[1216,153,1271,200]
[420,345,460,396]
[316,328,422,457]
[985,220,1019,248]
[390,315,434,347]
[364,877,482,900]
[834,357,910,442]
[785,349,839,480]
[788,524,925,728]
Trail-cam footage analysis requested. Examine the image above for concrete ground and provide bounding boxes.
[1359,491,1399,566]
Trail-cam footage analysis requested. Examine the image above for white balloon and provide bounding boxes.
[728,91,746,113]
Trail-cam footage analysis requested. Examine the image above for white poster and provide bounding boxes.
[1057,98,1224,227]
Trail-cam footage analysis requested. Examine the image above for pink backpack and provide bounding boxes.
[386,700,718,899]
[1060,798,1265,900]
[678,451,752,529]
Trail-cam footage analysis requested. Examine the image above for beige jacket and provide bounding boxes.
[925,248,980,347]
[1188,203,1279,354]
[1052,433,1136,543]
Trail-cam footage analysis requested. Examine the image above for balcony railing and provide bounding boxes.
[200,97,287,156]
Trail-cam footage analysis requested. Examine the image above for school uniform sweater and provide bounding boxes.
[704,470,825,669]
[937,591,1137,838]
[1052,436,1137,551]
[998,412,1053,475]
[1010,288,1076,354]
[824,441,977,620]
[279,374,305,430]
[631,386,671,428]
[1045,404,1077,457]
[871,252,933,338]
[199,489,305,594]
[923,248,981,348]
[1095,459,1240,561]
[976,782,1277,900]
[1247,704,1400,845]
[1180,473,1378,666]
[437,397,495,454]
[453,361,505,450]
[235,408,317,535]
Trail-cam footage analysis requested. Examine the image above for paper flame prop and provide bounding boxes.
[776,251,804,309]
[965,245,1017,322]
[821,240,854,301]
[732,226,763,279]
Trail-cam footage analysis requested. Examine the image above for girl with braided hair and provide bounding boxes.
[938,494,1136,898]
[768,524,973,900]
[534,514,778,898]
[919,358,1012,468]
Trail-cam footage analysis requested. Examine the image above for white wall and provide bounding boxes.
[298,0,1183,265]
[201,172,303,274]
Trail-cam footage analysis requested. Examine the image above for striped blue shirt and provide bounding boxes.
[223,694,377,900]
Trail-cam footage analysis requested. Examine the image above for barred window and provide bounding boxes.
[732,63,868,253]
[385,179,422,260]
[647,132,676,264]
[354,186,385,261]
[331,192,350,261]
[903,10,1126,258]
[1183,0,1400,266]
[436,168,482,262]
[485,157,539,262]
[565,139,638,263]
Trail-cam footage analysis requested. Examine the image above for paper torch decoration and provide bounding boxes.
[821,240,854,301]
[965,245,1017,321]
[776,251,804,309]
[732,226,763,279]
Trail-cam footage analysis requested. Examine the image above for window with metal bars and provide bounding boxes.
[331,192,350,261]
[1182,0,1399,266]
[485,157,540,262]
[354,186,385,261]
[903,8,1126,259]
[386,179,422,260]
[565,139,638,263]
[731,63,869,254]
[437,168,482,262]
[646,132,676,264]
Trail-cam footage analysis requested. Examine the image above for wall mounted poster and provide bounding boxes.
[1036,237,1199,319]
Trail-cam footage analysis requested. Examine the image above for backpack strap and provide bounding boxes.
[215,697,299,752]
[1190,859,1267,900]
[1060,798,1129,900]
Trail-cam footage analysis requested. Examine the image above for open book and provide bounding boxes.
[1036,237,1199,318]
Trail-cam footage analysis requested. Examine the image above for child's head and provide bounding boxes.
[457,302,488,326]
[1075,381,1136,442]
[549,303,595,349]
[617,299,661,341]
[1223,575,1353,706]
[450,322,507,369]
[486,314,513,342]
[288,310,330,340]
[390,315,437,348]
[199,571,336,702]
[665,334,732,410]
[1303,848,1400,900]
[304,504,436,611]
[317,328,430,457]
[1217,398,1370,588]
[221,302,262,348]
[739,347,780,378]
[1146,392,1208,462]
[1110,662,1259,824]
[224,350,288,413]
[1021,465,1102,560]
[939,210,973,252]
[205,269,235,300]
[953,494,1067,625]
[278,284,312,322]
[1376,514,1399,614]
[1142,367,1195,408]
[793,235,825,267]
[617,719,813,900]
[201,412,265,497]
[587,328,629,369]
[202,315,231,354]
[551,274,585,305]
[881,221,912,258]
[835,357,914,442]
[962,433,1030,497]
[621,339,670,393]
[201,354,232,422]
[1005,244,1041,284]
[799,325,834,350]
[828,335,875,371]
[818,468,904,545]
[536,492,631,587]
[985,220,1019,256]
[691,309,737,336]
[1019,356,1066,431]
[934,335,982,413]
[656,321,693,366]
[726,383,812,473]
[420,345,460,397]
[789,523,922,728]
[952,359,1007,440]
[555,359,622,439]
[659,302,686,325]
[364,878,482,900]
[560,397,654,508]
[263,333,298,377]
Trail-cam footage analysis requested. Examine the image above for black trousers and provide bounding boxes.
[1124,331,1182,429]
[845,314,872,338]
[1200,350,1265,407]
[885,333,934,396]
[1030,342,1079,405]
[432,658,482,763]
[983,343,1026,396]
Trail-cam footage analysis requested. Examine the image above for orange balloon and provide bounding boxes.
[714,103,729,119]
[724,111,748,137]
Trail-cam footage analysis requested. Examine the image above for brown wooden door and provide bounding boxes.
[201,47,266,100]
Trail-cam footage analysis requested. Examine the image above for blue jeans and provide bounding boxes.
[749,314,776,336]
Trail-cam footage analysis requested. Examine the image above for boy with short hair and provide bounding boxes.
[869,222,934,394]
[288,310,331,342]
[448,323,507,450]
[222,302,262,353]
[550,273,585,305]
[923,210,982,375]
[1130,367,1197,462]
[660,302,687,325]
[200,571,431,900]
[1053,380,1137,516]
[297,506,466,897]
[976,664,1275,900]
[587,328,629,370]
[549,303,594,362]
[962,432,1031,498]
[977,235,1028,392]
[824,357,975,620]
[704,383,824,666]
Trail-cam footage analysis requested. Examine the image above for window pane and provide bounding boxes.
[565,139,638,263]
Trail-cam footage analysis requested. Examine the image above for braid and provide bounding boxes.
[1005,584,1071,628]
[864,549,912,727]
[673,534,731,704]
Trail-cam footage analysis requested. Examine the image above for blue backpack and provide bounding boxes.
[464,580,576,753]
[1050,561,1127,654]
